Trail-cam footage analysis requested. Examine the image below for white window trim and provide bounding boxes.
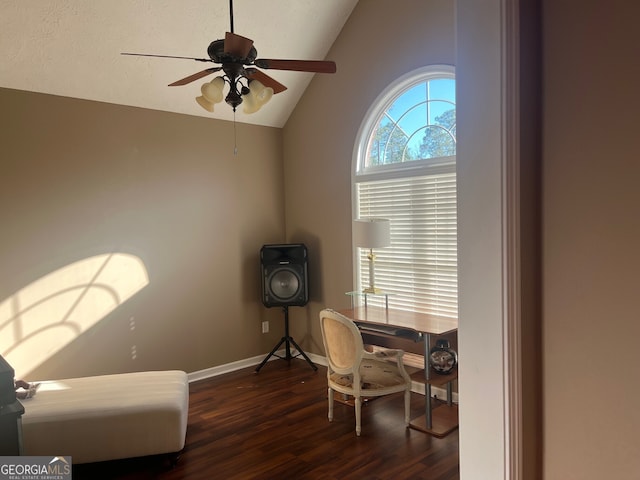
[351,64,457,299]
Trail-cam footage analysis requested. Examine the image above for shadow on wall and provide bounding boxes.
[0,253,149,378]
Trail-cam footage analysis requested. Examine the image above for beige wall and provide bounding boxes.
[543,1,640,478]
[282,0,456,354]
[0,88,286,380]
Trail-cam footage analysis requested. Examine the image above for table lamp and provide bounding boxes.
[353,218,391,293]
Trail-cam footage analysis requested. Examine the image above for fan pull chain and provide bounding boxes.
[233,112,238,156]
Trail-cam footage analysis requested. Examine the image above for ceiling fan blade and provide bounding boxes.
[168,67,223,86]
[224,32,254,58]
[245,68,288,94]
[253,59,336,74]
[121,52,212,63]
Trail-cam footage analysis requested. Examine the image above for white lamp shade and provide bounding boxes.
[195,95,215,112]
[242,80,274,114]
[241,92,259,113]
[196,77,226,112]
[252,80,274,105]
[353,218,391,249]
[201,77,225,103]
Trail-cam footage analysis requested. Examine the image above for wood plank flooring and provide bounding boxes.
[73,359,459,479]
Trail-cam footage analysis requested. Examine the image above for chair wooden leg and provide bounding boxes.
[404,388,411,427]
[355,396,362,436]
[328,387,334,422]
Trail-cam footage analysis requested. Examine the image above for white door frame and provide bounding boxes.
[457,0,525,478]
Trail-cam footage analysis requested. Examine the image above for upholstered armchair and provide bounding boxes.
[319,308,412,436]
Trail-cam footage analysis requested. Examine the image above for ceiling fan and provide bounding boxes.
[121,0,337,114]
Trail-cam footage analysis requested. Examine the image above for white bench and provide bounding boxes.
[20,370,189,464]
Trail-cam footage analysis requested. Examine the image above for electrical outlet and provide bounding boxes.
[261,321,269,334]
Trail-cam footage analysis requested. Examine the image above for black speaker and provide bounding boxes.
[261,243,308,307]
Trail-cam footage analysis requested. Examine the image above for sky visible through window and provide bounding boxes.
[387,78,455,125]
[369,78,455,166]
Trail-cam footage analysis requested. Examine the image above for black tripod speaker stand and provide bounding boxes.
[255,306,317,372]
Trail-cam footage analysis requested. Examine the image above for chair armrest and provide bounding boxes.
[363,348,404,360]
[363,348,412,381]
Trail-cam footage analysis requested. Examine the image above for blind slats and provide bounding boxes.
[356,172,458,318]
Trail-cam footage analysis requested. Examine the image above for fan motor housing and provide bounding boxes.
[208,39,257,64]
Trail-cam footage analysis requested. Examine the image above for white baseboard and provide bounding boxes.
[187,350,459,403]
[186,349,326,383]
[411,381,459,403]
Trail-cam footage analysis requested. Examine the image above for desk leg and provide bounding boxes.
[409,333,458,437]
[409,333,434,433]
[424,333,432,429]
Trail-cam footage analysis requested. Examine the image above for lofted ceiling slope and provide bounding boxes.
[0,1,358,128]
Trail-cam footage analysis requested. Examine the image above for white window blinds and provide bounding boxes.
[356,171,458,318]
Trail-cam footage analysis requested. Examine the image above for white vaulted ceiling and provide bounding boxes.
[0,0,358,127]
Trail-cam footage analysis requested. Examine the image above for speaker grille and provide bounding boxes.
[268,268,301,301]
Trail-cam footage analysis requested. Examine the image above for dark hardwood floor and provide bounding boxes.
[73,360,459,479]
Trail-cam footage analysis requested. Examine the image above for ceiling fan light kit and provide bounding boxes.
[240,80,273,114]
[122,0,336,115]
[196,76,225,112]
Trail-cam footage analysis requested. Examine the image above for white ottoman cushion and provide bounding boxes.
[21,370,189,464]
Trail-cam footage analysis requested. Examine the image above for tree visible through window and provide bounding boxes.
[353,66,457,318]
[366,78,456,166]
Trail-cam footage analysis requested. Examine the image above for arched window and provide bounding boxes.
[352,65,457,318]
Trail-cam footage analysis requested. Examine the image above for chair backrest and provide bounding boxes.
[319,309,364,375]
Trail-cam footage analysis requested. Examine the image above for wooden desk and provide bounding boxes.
[338,306,458,438]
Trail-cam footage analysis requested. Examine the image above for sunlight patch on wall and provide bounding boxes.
[0,253,149,378]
